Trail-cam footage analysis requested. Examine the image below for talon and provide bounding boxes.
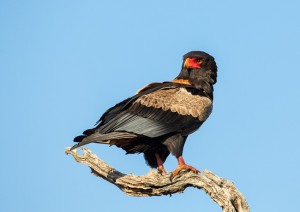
[157,164,167,174]
[170,172,174,181]
[172,164,200,176]
[171,156,200,177]
[156,153,167,174]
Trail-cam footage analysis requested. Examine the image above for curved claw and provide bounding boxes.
[171,156,200,178]
[172,164,200,176]
[158,165,167,174]
[155,153,167,174]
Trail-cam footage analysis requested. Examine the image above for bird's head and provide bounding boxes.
[173,51,217,93]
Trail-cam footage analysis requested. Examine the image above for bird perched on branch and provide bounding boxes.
[71,51,217,176]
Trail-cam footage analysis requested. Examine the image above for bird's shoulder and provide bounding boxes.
[131,83,213,121]
[97,81,212,126]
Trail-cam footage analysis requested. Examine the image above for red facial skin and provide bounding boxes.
[184,58,202,69]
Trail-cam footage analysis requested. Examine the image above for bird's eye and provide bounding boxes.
[196,58,202,63]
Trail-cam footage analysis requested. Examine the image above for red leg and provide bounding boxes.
[155,153,167,174]
[172,156,200,176]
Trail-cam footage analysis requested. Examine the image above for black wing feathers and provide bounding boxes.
[94,82,166,127]
[73,82,203,146]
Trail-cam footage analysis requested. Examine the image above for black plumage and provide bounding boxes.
[71,51,217,174]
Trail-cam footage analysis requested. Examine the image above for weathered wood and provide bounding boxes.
[65,147,250,212]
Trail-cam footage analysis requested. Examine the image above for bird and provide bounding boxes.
[71,51,217,176]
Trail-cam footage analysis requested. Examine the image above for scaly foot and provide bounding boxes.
[171,156,200,177]
[157,165,167,174]
[155,153,167,174]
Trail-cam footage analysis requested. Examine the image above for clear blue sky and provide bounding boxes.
[1,0,299,211]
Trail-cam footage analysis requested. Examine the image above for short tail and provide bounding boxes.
[70,131,137,150]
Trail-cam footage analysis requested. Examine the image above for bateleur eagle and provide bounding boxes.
[71,51,217,175]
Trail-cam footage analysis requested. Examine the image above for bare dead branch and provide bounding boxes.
[65,147,249,212]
